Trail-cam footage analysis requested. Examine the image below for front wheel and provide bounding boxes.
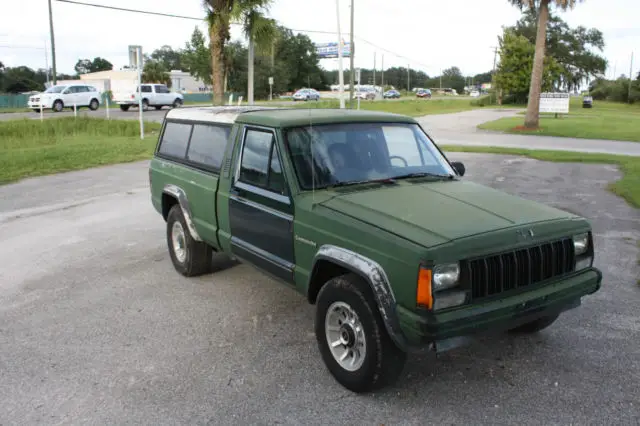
[52,100,63,112]
[89,98,99,111]
[315,273,407,393]
[509,314,559,333]
[172,98,183,108]
[166,205,212,277]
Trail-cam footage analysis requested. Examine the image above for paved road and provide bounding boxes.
[417,109,640,157]
[1,155,638,425]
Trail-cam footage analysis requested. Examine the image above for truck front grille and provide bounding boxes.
[462,238,576,301]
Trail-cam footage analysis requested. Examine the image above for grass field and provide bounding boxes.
[0,117,161,184]
[280,98,481,117]
[440,145,639,209]
[478,98,640,142]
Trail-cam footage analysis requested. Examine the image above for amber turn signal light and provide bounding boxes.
[416,266,433,309]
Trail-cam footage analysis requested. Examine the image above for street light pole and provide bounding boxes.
[336,0,345,109]
[348,0,355,108]
[47,0,57,85]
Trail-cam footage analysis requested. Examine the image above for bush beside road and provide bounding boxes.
[0,117,161,184]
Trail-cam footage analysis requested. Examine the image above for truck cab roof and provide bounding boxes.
[163,105,417,127]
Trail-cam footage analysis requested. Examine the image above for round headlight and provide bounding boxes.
[573,233,589,256]
[433,263,460,291]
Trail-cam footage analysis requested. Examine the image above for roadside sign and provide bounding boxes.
[539,92,569,114]
[268,77,274,85]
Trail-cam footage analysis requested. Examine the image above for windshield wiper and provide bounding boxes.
[392,172,455,180]
[326,177,397,188]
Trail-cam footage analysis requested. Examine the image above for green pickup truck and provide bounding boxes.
[149,106,602,393]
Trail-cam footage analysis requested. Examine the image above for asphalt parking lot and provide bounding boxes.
[1,153,639,425]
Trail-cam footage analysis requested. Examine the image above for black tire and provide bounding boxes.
[172,98,183,108]
[315,273,407,393]
[509,314,559,333]
[52,100,63,112]
[119,105,130,112]
[89,98,99,111]
[155,105,163,110]
[166,205,212,277]
[32,108,41,113]
[142,98,149,110]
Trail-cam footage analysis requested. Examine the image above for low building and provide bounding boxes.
[53,69,211,94]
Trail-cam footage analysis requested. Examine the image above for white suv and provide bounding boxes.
[29,84,102,112]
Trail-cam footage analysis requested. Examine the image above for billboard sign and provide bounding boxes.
[539,92,569,114]
[315,41,352,58]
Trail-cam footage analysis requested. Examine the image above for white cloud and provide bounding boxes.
[0,0,638,79]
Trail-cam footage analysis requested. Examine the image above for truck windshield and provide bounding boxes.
[284,122,456,190]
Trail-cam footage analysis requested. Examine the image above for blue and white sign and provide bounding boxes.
[315,41,352,58]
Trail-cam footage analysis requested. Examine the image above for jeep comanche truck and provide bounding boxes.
[149,106,602,393]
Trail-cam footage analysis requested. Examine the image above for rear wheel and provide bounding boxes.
[315,273,407,393]
[119,105,130,111]
[141,98,149,110]
[509,314,559,333]
[166,205,212,277]
[89,98,99,111]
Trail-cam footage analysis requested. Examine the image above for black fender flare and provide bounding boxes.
[310,244,408,351]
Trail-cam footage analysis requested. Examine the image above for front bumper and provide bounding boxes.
[28,100,52,109]
[396,267,602,352]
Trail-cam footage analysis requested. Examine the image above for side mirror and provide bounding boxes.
[451,161,465,177]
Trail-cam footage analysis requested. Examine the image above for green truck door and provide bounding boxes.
[227,126,295,284]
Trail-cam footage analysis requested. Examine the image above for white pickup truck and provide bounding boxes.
[112,84,184,111]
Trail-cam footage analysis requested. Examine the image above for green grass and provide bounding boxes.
[478,98,640,142]
[440,145,640,209]
[278,98,478,117]
[0,117,161,184]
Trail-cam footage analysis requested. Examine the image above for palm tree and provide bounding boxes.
[232,0,277,104]
[510,0,583,129]
[203,0,234,105]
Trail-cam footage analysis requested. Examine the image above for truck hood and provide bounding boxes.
[319,180,577,247]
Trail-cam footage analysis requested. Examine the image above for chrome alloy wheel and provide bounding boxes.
[171,221,187,263]
[325,301,367,371]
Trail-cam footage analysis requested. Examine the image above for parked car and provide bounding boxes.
[112,84,184,111]
[416,89,432,98]
[28,84,102,112]
[383,89,401,99]
[582,96,593,108]
[355,88,376,100]
[470,90,480,97]
[149,106,602,393]
[292,88,320,101]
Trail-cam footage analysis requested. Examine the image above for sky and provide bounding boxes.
[1,0,638,79]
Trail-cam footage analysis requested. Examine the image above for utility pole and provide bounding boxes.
[348,0,355,109]
[336,0,345,109]
[47,0,57,85]
[373,52,376,87]
[407,64,410,91]
[381,54,384,88]
[629,52,634,104]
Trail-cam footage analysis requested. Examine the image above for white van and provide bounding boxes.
[29,84,102,112]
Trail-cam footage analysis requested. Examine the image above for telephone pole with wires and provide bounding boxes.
[48,0,57,84]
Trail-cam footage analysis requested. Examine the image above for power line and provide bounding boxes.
[53,0,435,72]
